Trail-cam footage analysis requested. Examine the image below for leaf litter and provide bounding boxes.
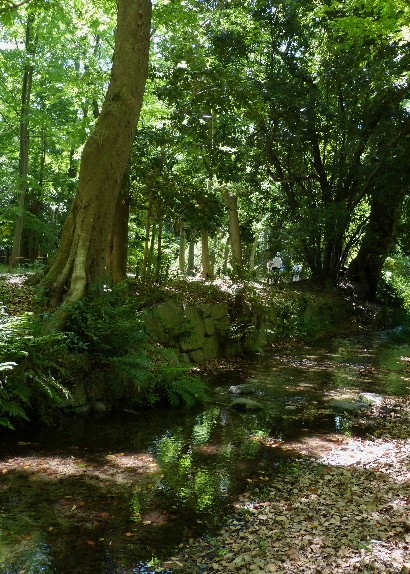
[167,398,410,574]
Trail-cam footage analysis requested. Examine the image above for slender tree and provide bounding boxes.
[11,13,37,267]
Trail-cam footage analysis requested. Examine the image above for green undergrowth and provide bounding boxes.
[0,309,70,428]
[0,282,208,430]
[65,284,208,409]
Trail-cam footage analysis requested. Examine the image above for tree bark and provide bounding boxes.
[155,212,163,281]
[187,238,195,275]
[201,229,213,279]
[249,230,259,274]
[348,188,407,299]
[223,189,243,277]
[11,14,36,267]
[148,219,157,276]
[107,172,130,284]
[222,235,230,275]
[40,0,151,324]
[179,219,186,273]
[141,189,154,278]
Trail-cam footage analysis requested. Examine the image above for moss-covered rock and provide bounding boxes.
[230,398,263,412]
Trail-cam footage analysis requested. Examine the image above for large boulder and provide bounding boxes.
[180,306,206,351]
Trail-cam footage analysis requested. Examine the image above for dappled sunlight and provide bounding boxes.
[285,433,348,458]
[176,451,410,572]
[0,451,161,484]
[319,437,410,482]
[284,433,410,482]
[283,381,316,392]
[2,333,410,572]
[0,454,88,479]
[105,452,160,474]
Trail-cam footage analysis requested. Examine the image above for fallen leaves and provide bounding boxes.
[171,441,410,573]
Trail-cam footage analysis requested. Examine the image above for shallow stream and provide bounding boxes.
[0,328,409,573]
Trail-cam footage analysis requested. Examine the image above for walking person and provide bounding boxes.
[267,252,283,284]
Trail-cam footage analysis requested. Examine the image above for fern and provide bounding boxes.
[159,368,208,407]
[0,311,70,428]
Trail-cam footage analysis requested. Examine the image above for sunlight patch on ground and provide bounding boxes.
[319,437,410,482]
[105,452,160,473]
[0,451,160,484]
[174,450,410,573]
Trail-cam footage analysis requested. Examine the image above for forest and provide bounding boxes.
[0,0,410,572]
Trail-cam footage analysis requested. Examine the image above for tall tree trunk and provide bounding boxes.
[148,219,157,276]
[187,238,195,275]
[24,122,46,261]
[201,229,213,279]
[222,235,230,275]
[179,220,186,274]
[348,188,407,300]
[107,172,130,284]
[249,230,259,274]
[11,15,36,267]
[40,0,151,325]
[155,212,163,281]
[223,189,243,277]
[141,189,154,278]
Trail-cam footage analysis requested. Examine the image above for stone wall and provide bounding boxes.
[141,292,353,364]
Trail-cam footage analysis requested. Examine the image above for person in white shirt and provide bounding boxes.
[267,252,283,284]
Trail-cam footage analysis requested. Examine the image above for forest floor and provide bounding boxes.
[169,398,410,574]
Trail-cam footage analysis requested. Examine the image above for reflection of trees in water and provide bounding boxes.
[149,407,272,513]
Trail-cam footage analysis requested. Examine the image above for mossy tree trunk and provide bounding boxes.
[39,0,151,323]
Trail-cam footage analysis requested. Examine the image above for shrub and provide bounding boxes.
[66,283,208,409]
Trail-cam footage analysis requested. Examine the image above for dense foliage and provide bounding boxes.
[0,279,209,429]
[0,0,408,292]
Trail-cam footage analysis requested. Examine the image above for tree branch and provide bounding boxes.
[0,0,34,15]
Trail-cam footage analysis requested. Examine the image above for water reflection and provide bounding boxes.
[0,330,409,572]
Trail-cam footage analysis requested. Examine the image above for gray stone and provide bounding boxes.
[180,306,206,351]
[230,398,263,412]
[189,349,205,363]
[71,404,91,414]
[198,303,213,319]
[214,315,230,334]
[156,301,184,330]
[358,393,384,406]
[211,303,229,321]
[229,384,256,395]
[94,401,109,412]
[64,381,87,407]
[328,399,361,412]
